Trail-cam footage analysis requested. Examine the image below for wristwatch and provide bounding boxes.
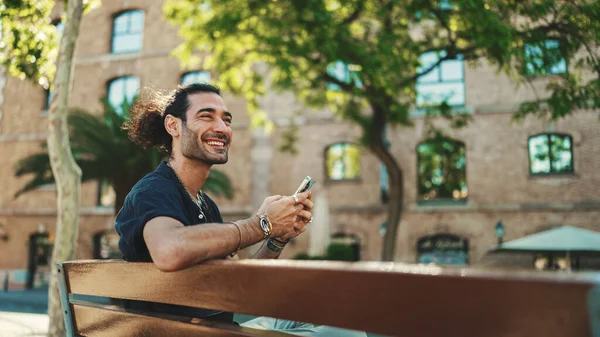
[258,214,272,238]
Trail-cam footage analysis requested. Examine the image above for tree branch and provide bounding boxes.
[397,46,477,88]
[342,2,365,25]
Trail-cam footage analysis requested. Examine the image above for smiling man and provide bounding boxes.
[116,83,313,270]
[114,83,364,336]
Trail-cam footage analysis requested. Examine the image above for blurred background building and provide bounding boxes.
[0,0,598,289]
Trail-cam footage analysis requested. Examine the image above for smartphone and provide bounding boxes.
[294,176,315,195]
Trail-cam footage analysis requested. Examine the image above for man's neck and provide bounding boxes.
[168,157,211,197]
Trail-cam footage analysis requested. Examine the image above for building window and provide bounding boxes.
[326,61,362,91]
[53,20,64,37]
[97,180,116,207]
[524,40,566,76]
[380,163,389,204]
[93,231,121,259]
[111,10,144,54]
[181,71,211,85]
[325,143,361,180]
[107,76,139,114]
[528,133,574,175]
[416,51,465,107]
[417,234,469,266]
[43,89,51,111]
[417,138,467,201]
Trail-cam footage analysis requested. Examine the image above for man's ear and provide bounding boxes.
[164,115,180,137]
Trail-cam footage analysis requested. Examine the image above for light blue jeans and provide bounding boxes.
[241,316,368,337]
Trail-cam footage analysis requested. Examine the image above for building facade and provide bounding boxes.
[0,0,598,289]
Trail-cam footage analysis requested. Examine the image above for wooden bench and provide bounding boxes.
[58,259,600,336]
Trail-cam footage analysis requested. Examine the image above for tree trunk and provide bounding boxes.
[46,1,84,336]
[368,102,404,261]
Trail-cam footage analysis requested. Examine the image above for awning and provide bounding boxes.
[494,226,600,254]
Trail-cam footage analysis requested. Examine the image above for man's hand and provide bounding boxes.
[257,191,313,238]
[279,191,314,241]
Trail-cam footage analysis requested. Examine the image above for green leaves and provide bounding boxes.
[0,0,57,84]
[165,0,599,130]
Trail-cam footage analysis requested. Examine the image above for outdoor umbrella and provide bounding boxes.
[492,226,600,271]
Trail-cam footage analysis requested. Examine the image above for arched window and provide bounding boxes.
[528,133,574,174]
[417,233,469,266]
[111,10,144,54]
[417,137,467,201]
[325,143,361,180]
[107,76,139,114]
[181,71,211,85]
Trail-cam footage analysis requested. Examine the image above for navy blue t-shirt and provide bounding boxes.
[115,161,223,261]
[114,161,232,321]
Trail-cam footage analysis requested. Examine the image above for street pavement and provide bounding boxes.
[0,287,49,337]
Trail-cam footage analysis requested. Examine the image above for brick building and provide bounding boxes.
[0,0,598,288]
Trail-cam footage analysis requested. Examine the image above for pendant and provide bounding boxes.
[199,214,204,220]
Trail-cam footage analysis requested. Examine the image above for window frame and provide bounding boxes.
[416,137,468,204]
[110,9,145,54]
[180,70,212,85]
[415,51,466,108]
[323,142,362,182]
[527,133,575,176]
[96,180,116,208]
[523,39,567,77]
[106,75,140,114]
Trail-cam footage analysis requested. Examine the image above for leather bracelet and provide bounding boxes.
[266,238,285,253]
[230,221,242,257]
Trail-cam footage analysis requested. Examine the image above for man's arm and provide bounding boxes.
[144,216,264,271]
[144,191,313,271]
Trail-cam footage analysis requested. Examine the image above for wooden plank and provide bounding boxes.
[65,259,599,337]
[72,304,292,337]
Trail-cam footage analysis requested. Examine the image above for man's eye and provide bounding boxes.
[224,119,232,124]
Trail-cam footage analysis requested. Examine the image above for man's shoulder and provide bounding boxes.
[129,167,179,199]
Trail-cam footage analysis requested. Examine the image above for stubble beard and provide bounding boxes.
[180,123,229,165]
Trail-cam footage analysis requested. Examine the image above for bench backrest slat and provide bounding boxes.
[61,259,600,337]
[72,304,291,337]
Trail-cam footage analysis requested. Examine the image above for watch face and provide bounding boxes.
[260,218,269,231]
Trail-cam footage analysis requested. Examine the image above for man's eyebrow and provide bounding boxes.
[196,108,233,118]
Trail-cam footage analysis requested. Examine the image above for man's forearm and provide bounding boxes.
[147,215,266,271]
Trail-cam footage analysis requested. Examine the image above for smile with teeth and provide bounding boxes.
[205,140,226,148]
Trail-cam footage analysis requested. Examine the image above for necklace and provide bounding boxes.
[167,163,207,221]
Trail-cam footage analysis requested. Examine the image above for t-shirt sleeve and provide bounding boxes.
[115,180,187,262]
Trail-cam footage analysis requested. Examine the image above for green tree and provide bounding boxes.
[14,100,235,213]
[165,0,600,261]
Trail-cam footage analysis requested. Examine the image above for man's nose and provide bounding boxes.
[212,117,230,134]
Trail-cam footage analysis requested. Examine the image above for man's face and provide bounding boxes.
[179,92,232,165]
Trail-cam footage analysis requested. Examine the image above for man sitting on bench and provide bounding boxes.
[114,83,365,336]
